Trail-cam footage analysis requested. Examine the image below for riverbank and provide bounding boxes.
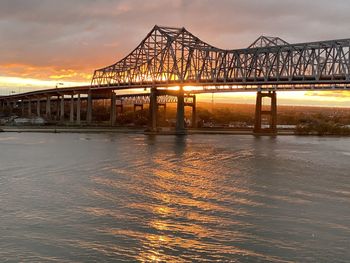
[2,125,350,136]
[0,125,295,135]
[0,126,145,134]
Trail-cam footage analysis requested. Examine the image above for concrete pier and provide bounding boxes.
[176,87,185,134]
[149,87,158,132]
[110,92,116,126]
[76,94,81,125]
[60,96,65,121]
[254,91,277,134]
[46,96,51,119]
[28,99,32,116]
[87,91,92,124]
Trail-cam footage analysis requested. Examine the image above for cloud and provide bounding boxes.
[305,91,350,99]
[2,0,350,84]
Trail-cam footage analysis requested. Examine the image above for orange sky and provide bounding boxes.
[1,0,350,106]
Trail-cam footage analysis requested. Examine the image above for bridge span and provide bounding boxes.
[1,26,350,133]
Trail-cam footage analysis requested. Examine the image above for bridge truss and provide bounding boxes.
[92,25,350,91]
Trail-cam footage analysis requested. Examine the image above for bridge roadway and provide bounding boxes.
[2,25,350,133]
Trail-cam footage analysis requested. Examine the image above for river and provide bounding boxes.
[0,133,349,262]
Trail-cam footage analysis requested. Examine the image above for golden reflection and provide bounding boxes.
[84,141,287,262]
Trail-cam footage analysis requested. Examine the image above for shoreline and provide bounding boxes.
[1,125,349,136]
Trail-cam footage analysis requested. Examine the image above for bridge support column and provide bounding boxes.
[55,97,60,120]
[192,95,197,128]
[70,95,74,123]
[149,87,158,132]
[76,94,81,125]
[36,99,41,117]
[254,91,277,134]
[110,92,116,126]
[21,101,24,115]
[27,99,32,116]
[7,101,12,114]
[87,91,92,124]
[46,96,51,119]
[176,87,186,134]
[60,96,65,121]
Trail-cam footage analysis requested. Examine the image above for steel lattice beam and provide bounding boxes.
[91,25,350,89]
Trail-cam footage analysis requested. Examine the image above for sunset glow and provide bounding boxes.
[1,0,350,107]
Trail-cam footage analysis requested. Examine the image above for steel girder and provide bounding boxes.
[91,25,350,89]
[117,94,194,105]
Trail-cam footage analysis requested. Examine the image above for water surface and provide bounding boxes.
[0,133,349,262]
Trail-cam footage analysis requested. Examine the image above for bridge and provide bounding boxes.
[1,25,350,133]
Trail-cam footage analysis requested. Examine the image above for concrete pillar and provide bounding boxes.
[21,101,24,115]
[46,96,51,119]
[27,99,32,116]
[70,94,74,122]
[191,96,197,128]
[176,87,185,133]
[60,96,65,121]
[271,91,277,132]
[149,87,158,132]
[37,99,41,117]
[110,92,116,126]
[8,101,13,114]
[76,94,81,125]
[254,91,277,134]
[254,91,262,133]
[87,91,92,124]
[56,97,60,120]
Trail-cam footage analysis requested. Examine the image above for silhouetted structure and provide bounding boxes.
[2,26,350,134]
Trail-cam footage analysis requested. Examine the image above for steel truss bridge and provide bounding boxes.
[1,25,350,133]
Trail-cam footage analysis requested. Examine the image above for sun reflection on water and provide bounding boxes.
[82,136,296,262]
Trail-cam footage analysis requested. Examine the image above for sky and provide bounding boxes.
[1,0,350,106]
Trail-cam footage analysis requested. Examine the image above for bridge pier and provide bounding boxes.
[27,99,32,116]
[76,94,81,125]
[110,92,116,126]
[87,91,92,124]
[60,96,65,121]
[70,95,74,123]
[184,95,197,128]
[254,91,277,134]
[36,99,41,117]
[55,97,59,120]
[149,87,158,132]
[46,96,51,119]
[21,100,24,116]
[8,101,13,114]
[176,87,186,134]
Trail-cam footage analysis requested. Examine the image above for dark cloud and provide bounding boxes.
[1,0,350,80]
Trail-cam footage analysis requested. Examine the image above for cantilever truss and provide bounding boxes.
[92,25,350,89]
[248,36,289,48]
